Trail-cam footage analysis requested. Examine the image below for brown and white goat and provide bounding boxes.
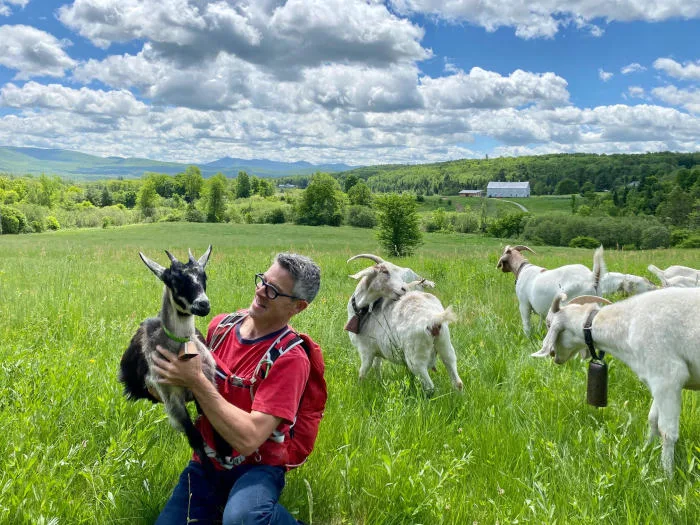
[496,245,602,335]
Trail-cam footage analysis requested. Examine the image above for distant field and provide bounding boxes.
[420,194,573,216]
[1,223,698,524]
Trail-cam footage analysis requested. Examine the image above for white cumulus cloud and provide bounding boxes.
[653,58,700,81]
[0,25,76,79]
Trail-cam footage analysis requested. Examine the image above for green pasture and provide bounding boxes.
[1,223,698,524]
[419,194,573,217]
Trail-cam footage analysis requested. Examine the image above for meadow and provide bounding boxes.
[1,223,698,524]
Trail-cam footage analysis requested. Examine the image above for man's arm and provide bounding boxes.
[151,347,281,456]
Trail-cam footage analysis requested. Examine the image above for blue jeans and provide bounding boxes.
[155,461,301,525]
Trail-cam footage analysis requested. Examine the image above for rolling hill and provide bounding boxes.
[0,146,355,180]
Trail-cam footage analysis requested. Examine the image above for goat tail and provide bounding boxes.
[592,245,607,294]
[427,306,457,337]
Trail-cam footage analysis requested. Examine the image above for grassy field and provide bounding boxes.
[419,194,573,217]
[1,223,698,524]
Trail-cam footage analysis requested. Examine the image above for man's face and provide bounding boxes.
[249,261,306,325]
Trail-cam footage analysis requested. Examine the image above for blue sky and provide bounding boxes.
[0,1,698,166]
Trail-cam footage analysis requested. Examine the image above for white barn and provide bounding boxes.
[486,181,530,198]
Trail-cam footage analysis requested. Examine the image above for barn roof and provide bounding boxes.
[486,181,530,189]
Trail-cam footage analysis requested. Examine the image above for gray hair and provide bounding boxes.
[275,253,321,303]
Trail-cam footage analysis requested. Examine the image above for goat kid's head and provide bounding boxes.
[350,263,407,303]
[140,245,213,316]
[532,293,610,363]
[496,245,535,273]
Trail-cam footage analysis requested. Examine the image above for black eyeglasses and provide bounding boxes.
[255,273,300,300]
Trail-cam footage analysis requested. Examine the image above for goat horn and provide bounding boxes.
[188,248,196,264]
[566,295,612,306]
[347,253,385,264]
[512,245,536,254]
[164,250,178,263]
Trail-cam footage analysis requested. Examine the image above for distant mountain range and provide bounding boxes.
[0,146,356,180]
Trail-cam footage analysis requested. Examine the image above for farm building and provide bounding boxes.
[486,181,530,198]
[458,189,483,197]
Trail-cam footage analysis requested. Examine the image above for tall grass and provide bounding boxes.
[1,223,698,524]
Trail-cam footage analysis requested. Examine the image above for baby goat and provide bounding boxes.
[119,246,217,471]
[346,257,462,394]
[534,289,700,477]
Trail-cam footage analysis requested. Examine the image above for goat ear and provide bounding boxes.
[197,245,213,268]
[164,250,178,264]
[140,252,166,280]
[512,245,535,254]
[531,345,552,358]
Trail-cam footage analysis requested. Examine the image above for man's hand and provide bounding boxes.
[152,345,204,388]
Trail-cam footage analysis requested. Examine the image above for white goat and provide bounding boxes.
[534,289,700,477]
[595,248,657,296]
[346,256,462,393]
[658,274,700,289]
[648,264,700,282]
[496,245,602,335]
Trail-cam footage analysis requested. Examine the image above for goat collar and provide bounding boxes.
[162,323,190,344]
[583,308,605,361]
[344,295,382,334]
[513,260,531,285]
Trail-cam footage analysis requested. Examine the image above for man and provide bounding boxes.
[152,252,322,524]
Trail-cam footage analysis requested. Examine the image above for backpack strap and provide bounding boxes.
[251,329,307,444]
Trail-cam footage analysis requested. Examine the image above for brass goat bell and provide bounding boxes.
[587,359,608,407]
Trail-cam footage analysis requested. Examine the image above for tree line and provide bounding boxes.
[1,152,698,252]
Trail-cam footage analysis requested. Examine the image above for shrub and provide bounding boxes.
[31,220,45,233]
[102,216,113,228]
[424,208,453,233]
[450,211,480,233]
[488,212,527,238]
[569,236,600,249]
[346,205,376,228]
[46,216,60,230]
[670,228,691,247]
[678,235,700,248]
[640,225,670,249]
[0,205,27,234]
[185,206,205,223]
[265,207,286,224]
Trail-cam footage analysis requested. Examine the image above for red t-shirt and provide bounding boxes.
[196,313,310,468]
